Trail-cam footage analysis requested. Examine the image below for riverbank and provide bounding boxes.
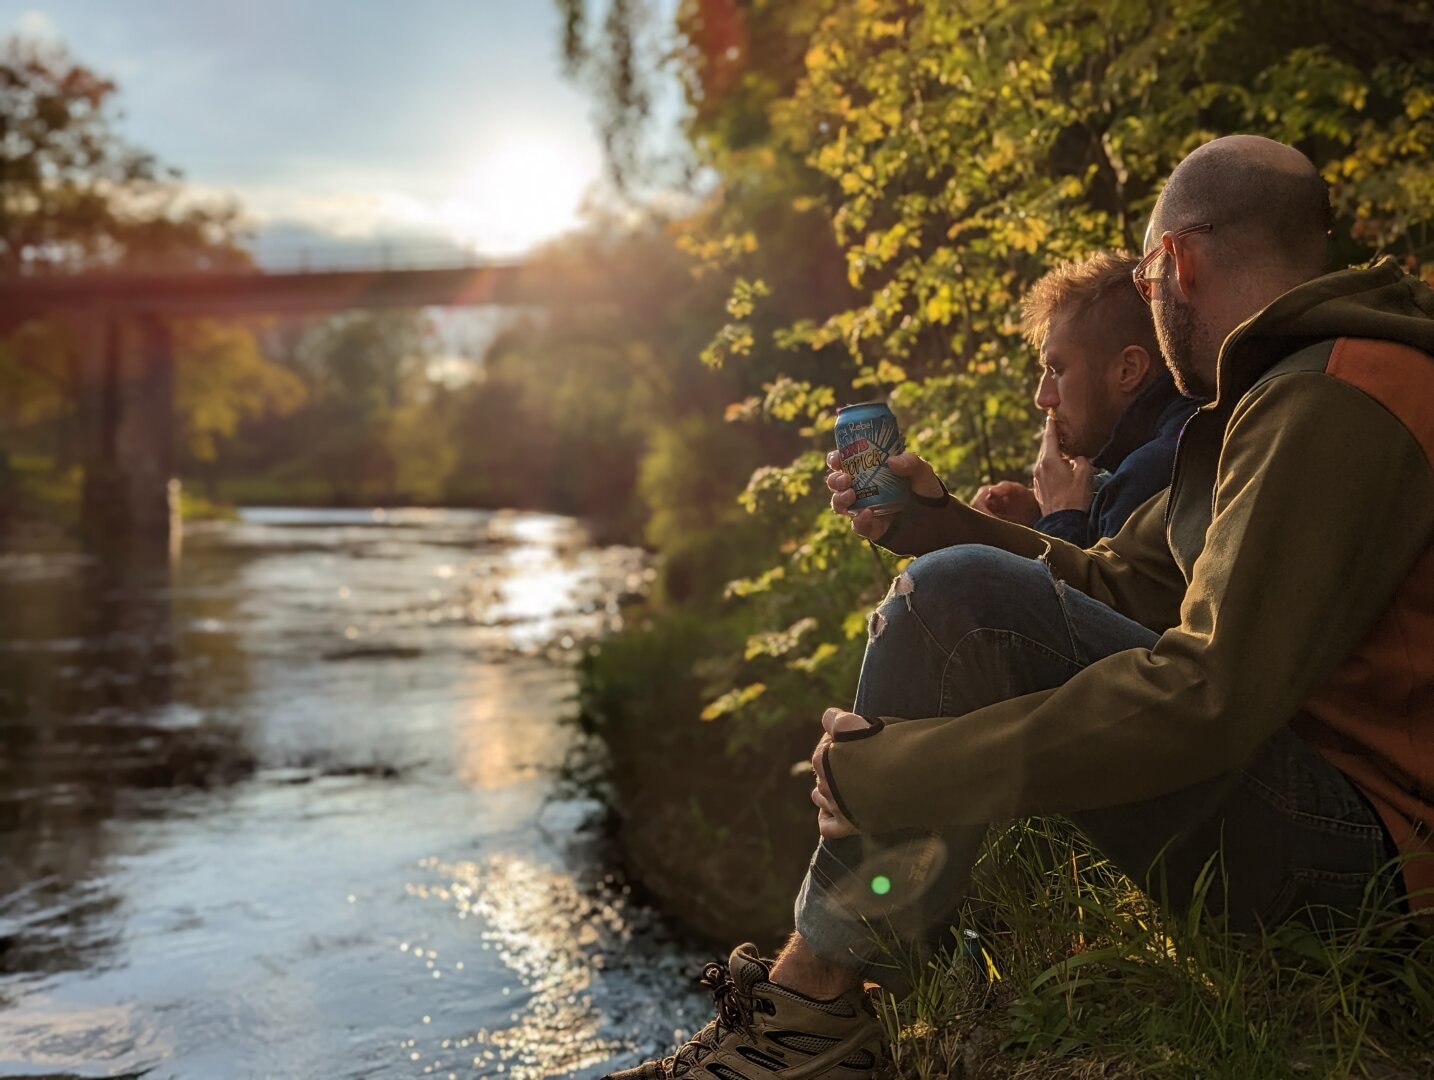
[3,459,639,543]
[581,603,1434,1079]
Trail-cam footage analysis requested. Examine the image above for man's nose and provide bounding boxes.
[1034,370,1058,411]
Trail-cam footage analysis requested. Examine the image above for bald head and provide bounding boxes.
[1152,135,1331,284]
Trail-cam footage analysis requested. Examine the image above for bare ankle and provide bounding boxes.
[768,933,863,999]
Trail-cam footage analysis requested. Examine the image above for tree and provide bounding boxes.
[0,34,247,275]
[0,33,301,528]
[289,310,440,503]
[172,320,307,492]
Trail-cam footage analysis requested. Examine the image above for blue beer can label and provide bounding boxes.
[834,401,910,515]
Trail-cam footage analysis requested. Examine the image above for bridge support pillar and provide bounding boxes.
[79,313,177,557]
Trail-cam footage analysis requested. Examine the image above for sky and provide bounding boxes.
[1,0,666,264]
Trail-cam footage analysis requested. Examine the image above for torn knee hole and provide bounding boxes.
[893,570,915,611]
[868,610,887,640]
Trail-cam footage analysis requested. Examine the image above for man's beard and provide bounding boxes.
[1154,290,1215,398]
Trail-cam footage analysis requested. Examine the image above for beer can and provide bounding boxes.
[834,401,910,516]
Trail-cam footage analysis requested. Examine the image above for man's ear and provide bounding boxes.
[1113,345,1152,394]
[1167,231,1202,299]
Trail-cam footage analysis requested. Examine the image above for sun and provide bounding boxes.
[442,136,597,257]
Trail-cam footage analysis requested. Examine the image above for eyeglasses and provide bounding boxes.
[1132,222,1213,303]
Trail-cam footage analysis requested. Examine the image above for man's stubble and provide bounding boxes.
[1154,290,1216,399]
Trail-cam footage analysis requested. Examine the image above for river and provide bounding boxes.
[0,508,706,1079]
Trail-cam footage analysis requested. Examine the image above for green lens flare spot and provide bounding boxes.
[870,875,892,896]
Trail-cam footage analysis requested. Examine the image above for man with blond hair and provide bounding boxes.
[966,250,1201,546]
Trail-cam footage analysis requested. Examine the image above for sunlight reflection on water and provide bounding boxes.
[0,998,168,1078]
[405,854,626,1079]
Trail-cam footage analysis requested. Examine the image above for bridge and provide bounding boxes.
[1,258,538,555]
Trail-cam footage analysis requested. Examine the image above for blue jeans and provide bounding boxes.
[794,546,1400,975]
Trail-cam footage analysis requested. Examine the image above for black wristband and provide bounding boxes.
[910,477,951,507]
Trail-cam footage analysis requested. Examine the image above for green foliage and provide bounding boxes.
[1,451,80,533]
[173,320,306,464]
[638,413,770,603]
[650,0,1434,738]
[574,604,829,942]
[256,310,442,503]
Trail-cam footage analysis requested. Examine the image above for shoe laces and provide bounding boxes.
[666,960,755,1077]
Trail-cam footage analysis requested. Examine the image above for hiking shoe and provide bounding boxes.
[603,943,885,1080]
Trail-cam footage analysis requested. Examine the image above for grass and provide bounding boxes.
[6,454,239,527]
[210,475,337,506]
[7,452,82,533]
[873,819,1433,1080]
[177,488,238,521]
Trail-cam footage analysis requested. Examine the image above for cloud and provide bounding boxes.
[236,186,438,239]
[181,171,599,266]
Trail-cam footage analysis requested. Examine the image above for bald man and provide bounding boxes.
[603,138,1434,1080]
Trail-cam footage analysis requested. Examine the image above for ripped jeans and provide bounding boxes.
[793,545,1401,978]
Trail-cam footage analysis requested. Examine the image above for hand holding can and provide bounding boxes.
[834,401,911,517]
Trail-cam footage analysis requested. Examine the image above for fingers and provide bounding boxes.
[818,808,858,840]
[826,450,859,519]
[1040,415,1061,457]
[813,711,861,839]
[824,709,868,735]
[850,508,884,540]
[974,480,1039,523]
[984,480,1023,510]
[811,783,838,816]
[971,485,995,514]
[883,452,925,476]
[888,452,945,499]
[811,733,830,782]
[1034,452,1095,515]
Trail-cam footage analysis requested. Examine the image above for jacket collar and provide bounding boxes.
[1212,257,1429,409]
[1092,370,1198,471]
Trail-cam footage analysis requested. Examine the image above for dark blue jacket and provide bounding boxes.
[1034,372,1203,547]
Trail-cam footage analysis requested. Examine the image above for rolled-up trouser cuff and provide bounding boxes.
[794,831,963,982]
[794,838,877,971]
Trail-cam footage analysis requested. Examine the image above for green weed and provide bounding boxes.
[875,820,1432,1080]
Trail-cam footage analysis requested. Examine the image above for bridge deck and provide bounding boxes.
[0,264,530,320]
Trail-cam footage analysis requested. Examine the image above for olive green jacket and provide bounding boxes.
[824,259,1434,905]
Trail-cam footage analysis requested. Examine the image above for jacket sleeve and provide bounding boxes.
[1032,508,1095,547]
[878,487,1186,633]
[825,372,1434,833]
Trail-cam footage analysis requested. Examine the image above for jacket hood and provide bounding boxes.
[1214,257,1434,407]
